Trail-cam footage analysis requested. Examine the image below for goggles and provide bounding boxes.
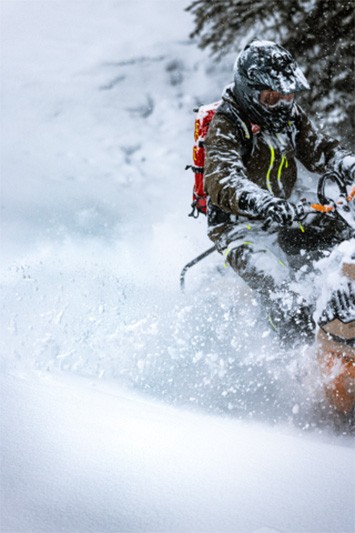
[259,90,295,108]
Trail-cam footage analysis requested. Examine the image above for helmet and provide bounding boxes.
[233,40,310,133]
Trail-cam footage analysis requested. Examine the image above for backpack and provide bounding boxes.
[186,100,254,218]
[187,101,221,218]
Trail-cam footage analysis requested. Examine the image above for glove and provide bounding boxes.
[333,154,355,187]
[260,197,297,226]
[342,155,355,186]
[238,191,297,226]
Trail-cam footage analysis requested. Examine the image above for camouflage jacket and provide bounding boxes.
[204,86,352,244]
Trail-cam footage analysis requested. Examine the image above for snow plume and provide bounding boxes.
[312,238,355,326]
[1,247,324,428]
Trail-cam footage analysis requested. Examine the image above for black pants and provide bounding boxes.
[212,214,353,345]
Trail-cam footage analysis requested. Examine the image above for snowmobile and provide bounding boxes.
[181,171,355,415]
[313,173,355,414]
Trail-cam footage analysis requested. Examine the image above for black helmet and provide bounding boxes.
[233,40,309,132]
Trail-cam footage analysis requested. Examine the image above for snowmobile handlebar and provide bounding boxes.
[317,171,348,206]
[180,171,354,291]
[295,171,355,228]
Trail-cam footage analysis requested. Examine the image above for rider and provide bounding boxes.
[204,40,355,343]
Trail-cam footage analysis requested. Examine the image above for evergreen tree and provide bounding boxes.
[186,0,355,144]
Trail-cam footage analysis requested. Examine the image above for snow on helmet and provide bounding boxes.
[233,40,310,133]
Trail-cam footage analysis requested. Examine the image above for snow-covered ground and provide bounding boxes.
[1,1,354,531]
[1,372,354,533]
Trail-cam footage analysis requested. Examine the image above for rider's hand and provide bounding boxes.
[238,191,297,225]
[338,155,355,186]
[260,197,297,226]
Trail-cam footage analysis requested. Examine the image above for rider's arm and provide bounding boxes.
[293,105,354,185]
[204,113,269,215]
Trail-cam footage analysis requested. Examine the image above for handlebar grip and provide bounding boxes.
[317,171,347,205]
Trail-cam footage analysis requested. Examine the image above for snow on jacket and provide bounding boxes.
[204,86,353,246]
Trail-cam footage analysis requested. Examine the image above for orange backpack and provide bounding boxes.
[187,101,221,217]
